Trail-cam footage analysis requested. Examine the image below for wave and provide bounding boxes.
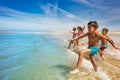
[65,48,111,80]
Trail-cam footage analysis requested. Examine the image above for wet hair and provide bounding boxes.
[77,26,83,30]
[102,28,109,33]
[88,21,98,29]
[73,27,76,31]
[77,26,85,31]
[77,26,85,34]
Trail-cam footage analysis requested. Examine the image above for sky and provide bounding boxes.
[0,0,120,31]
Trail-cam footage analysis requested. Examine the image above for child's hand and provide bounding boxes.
[69,39,74,42]
[68,39,71,42]
[117,48,120,51]
[115,46,120,50]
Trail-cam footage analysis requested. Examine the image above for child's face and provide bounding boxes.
[102,30,107,35]
[77,28,81,31]
[73,28,76,31]
[88,25,96,33]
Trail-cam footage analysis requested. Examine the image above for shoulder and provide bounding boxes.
[95,31,101,36]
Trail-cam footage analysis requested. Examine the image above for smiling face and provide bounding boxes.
[88,25,96,33]
[87,21,98,33]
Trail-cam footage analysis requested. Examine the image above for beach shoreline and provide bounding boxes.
[0,30,120,35]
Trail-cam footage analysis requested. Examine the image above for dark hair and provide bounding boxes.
[88,21,98,28]
[77,26,85,34]
[102,28,109,33]
[77,26,83,30]
[73,27,76,31]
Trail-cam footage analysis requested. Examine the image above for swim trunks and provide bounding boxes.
[88,46,99,56]
[100,44,108,51]
[77,31,81,36]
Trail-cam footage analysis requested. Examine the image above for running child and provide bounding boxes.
[70,21,120,74]
[68,27,77,49]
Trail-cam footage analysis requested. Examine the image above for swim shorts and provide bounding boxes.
[88,46,99,56]
[100,44,108,51]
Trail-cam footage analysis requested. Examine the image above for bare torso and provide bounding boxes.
[73,31,77,38]
[88,32,100,46]
[101,35,107,45]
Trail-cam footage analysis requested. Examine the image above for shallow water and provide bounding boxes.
[0,33,120,80]
[0,33,71,80]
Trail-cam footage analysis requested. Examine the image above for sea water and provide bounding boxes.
[0,33,71,80]
[0,33,120,80]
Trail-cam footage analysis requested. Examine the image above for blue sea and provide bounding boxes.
[0,33,71,80]
[0,32,120,80]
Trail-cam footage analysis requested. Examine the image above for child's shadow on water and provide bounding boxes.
[52,65,72,76]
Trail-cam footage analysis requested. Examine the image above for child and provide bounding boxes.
[76,26,85,46]
[68,27,77,49]
[70,21,120,74]
[99,28,110,60]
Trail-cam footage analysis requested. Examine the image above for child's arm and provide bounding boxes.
[69,31,76,34]
[69,31,74,33]
[81,25,85,34]
[83,25,85,30]
[71,32,88,41]
[97,33,120,50]
[106,36,114,44]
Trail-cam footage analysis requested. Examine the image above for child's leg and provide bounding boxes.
[73,41,77,48]
[76,39,79,46]
[99,49,104,60]
[70,49,91,74]
[68,41,72,49]
[89,56,97,71]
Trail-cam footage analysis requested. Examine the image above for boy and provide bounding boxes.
[76,26,85,46]
[68,27,77,49]
[70,21,120,74]
[99,28,110,60]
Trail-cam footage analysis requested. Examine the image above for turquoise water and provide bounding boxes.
[0,33,70,80]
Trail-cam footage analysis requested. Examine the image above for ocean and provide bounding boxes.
[0,32,120,80]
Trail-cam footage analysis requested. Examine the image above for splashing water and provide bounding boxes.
[115,50,120,60]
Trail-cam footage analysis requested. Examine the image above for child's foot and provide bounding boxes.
[94,65,97,71]
[70,69,79,74]
[101,57,104,60]
[100,56,104,60]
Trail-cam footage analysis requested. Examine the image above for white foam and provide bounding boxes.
[115,50,120,60]
[94,70,111,80]
[66,49,111,80]
[95,55,103,61]
[76,45,87,50]
[65,49,78,62]
[81,58,93,69]
[65,49,93,69]
[104,49,114,55]
[104,49,120,60]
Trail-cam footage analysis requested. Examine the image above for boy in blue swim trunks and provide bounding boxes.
[70,21,120,74]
